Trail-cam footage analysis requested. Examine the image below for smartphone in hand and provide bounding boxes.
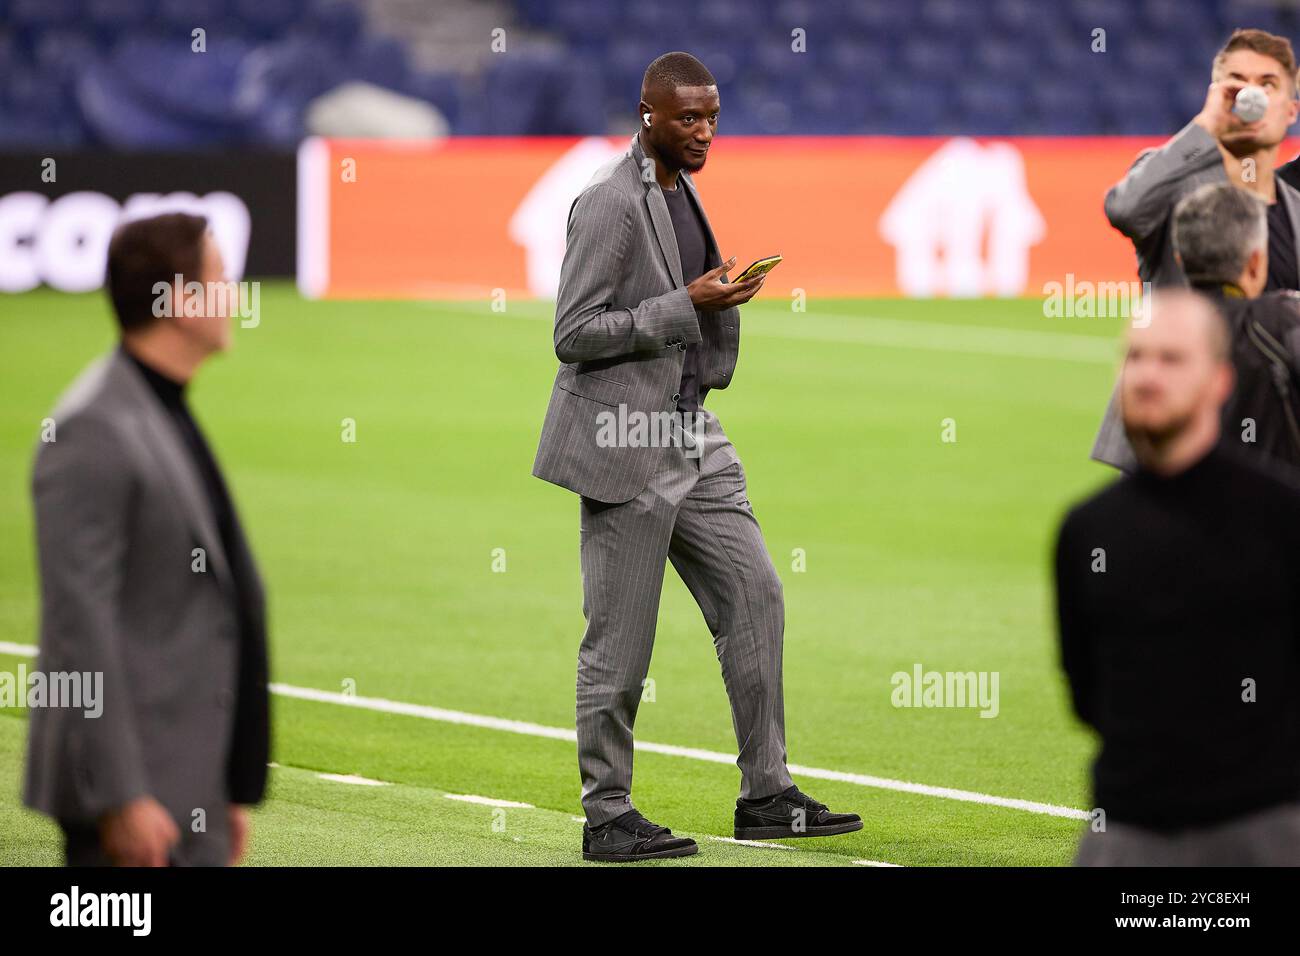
[731,254,783,283]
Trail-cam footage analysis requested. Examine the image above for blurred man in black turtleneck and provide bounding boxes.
[1056,288,1300,865]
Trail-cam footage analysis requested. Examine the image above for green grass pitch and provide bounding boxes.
[0,284,1122,866]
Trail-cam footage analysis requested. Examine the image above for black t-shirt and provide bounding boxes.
[1055,446,1300,830]
[662,181,709,415]
[1266,198,1299,292]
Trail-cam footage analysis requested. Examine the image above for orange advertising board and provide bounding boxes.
[295,135,1291,300]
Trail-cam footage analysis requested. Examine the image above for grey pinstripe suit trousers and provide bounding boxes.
[576,410,794,825]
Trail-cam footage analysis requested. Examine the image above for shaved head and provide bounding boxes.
[641,52,716,102]
[1131,289,1231,360]
[1121,289,1234,459]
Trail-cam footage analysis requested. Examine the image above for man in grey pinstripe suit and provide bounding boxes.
[533,53,861,862]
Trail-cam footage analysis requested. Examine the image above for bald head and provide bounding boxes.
[1129,289,1231,359]
[1121,289,1234,460]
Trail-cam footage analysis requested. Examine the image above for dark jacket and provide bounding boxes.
[1204,284,1300,472]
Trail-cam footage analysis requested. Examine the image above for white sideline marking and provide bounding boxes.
[706,836,797,851]
[0,643,1086,821]
[747,314,1119,365]
[318,773,388,787]
[853,859,903,867]
[269,683,1088,820]
[444,793,533,808]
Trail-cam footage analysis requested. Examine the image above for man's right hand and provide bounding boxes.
[687,256,766,311]
[1193,81,1251,140]
[99,796,180,867]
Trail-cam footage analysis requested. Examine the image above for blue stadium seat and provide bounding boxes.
[298,0,365,49]
[698,0,765,42]
[550,0,619,48]
[1118,36,1187,84]
[841,0,918,35]
[799,74,870,133]
[158,0,229,30]
[1220,0,1282,36]
[78,59,236,146]
[83,0,153,44]
[33,29,98,82]
[10,0,84,28]
[350,33,412,92]
[956,79,1024,134]
[971,36,1024,81]
[827,35,892,81]
[234,0,304,39]
[406,70,463,130]
[1141,0,1218,41]
[7,64,72,116]
[899,37,965,79]
[110,34,255,127]
[241,35,347,115]
[733,81,796,134]
[1100,76,1181,135]
[480,44,604,135]
[877,79,948,134]
[1065,0,1132,33]
[920,0,992,32]
[513,0,558,29]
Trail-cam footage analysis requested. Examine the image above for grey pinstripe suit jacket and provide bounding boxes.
[1091,121,1300,470]
[532,133,741,503]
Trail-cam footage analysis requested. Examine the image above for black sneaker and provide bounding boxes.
[582,809,699,862]
[734,785,863,840]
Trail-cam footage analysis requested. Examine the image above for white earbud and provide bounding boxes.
[643,113,652,127]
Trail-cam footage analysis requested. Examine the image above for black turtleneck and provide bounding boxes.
[1055,444,1300,830]
[123,345,240,573]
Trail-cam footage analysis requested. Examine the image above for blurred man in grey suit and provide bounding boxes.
[24,212,270,866]
[1093,29,1300,471]
[533,52,860,861]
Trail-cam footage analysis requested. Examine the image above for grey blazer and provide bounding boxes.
[531,133,741,503]
[1092,122,1300,469]
[24,348,268,862]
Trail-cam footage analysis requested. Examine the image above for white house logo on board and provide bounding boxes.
[879,138,1046,297]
